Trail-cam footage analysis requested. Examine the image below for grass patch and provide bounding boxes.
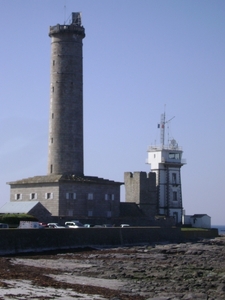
[181,227,209,231]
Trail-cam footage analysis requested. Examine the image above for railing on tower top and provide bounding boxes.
[148,145,183,151]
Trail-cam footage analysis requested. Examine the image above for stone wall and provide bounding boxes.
[0,227,218,255]
[10,183,60,216]
[124,172,157,218]
[181,228,218,240]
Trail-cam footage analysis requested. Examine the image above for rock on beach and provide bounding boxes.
[0,237,224,299]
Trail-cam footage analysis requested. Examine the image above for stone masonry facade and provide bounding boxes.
[48,22,85,176]
[124,172,157,218]
[9,175,121,220]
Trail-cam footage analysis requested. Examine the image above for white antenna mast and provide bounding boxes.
[159,111,175,148]
[64,0,67,24]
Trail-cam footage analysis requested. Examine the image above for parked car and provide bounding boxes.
[18,221,43,229]
[84,224,95,228]
[120,224,130,227]
[47,223,65,228]
[102,224,114,227]
[65,220,84,228]
[0,223,9,229]
[39,222,48,227]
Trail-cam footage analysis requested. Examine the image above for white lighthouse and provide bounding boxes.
[146,113,186,224]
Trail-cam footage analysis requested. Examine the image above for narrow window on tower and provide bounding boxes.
[51,138,53,143]
[173,191,177,201]
[53,60,55,66]
[50,164,53,173]
[173,212,178,223]
[172,173,176,184]
[52,86,54,92]
[52,113,54,119]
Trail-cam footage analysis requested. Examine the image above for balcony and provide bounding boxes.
[148,145,183,152]
[163,158,187,166]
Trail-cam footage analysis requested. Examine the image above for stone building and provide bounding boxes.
[124,172,157,219]
[8,13,122,222]
[8,175,121,220]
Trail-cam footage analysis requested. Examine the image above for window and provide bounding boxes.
[30,193,37,200]
[88,193,93,200]
[88,210,93,217]
[51,137,53,143]
[52,113,54,119]
[173,191,177,201]
[169,153,180,159]
[67,209,73,217]
[50,164,53,173]
[172,173,176,184]
[53,60,55,66]
[105,194,114,200]
[45,192,53,200]
[66,192,76,200]
[173,212,178,223]
[15,193,22,200]
[107,211,112,218]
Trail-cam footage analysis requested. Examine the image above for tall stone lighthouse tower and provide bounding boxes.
[8,13,122,220]
[48,13,85,175]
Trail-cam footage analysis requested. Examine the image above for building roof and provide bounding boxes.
[0,201,46,214]
[7,174,123,186]
[191,214,210,218]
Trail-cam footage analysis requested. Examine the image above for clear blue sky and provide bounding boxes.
[0,0,224,224]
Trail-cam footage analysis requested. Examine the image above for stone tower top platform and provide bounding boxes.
[49,24,85,38]
[49,12,85,38]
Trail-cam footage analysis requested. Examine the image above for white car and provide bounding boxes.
[47,223,65,228]
[120,224,130,227]
[65,221,84,228]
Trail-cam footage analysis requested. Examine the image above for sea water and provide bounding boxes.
[212,225,225,235]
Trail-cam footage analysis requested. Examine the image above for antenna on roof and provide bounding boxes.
[64,0,67,24]
[158,106,175,147]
